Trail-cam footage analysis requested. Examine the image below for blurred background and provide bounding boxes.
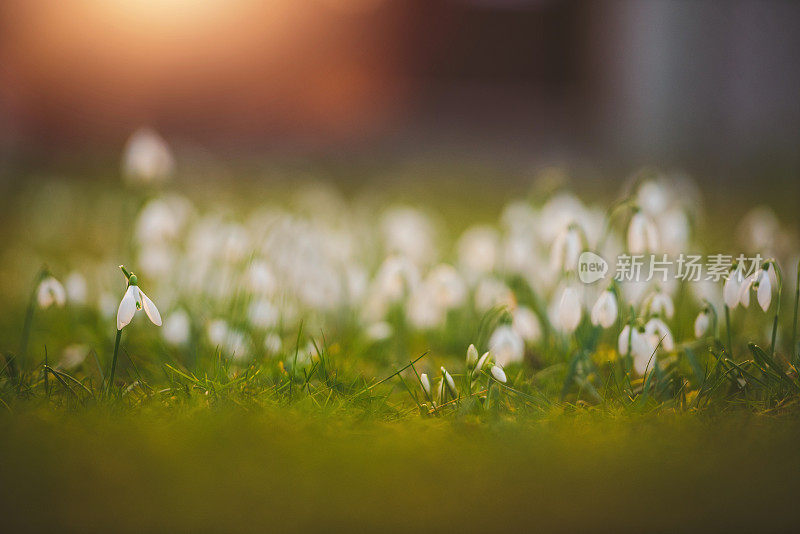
[0,0,798,197]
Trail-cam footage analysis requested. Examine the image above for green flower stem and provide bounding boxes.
[19,268,48,371]
[724,305,733,358]
[107,329,122,397]
[767,260,782,357]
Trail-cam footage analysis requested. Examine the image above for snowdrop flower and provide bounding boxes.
[694,308,711,338]
[490,365,507,384]
[116,272,162,330]
[365,322,393,342]
[556,286,582,333]
[627,210,660,254]
[37,276,66,309]
[60,344,90,369]
[441,367,458,398]
[457,226,500,279]
[489,325,524,366]
[474,277,515,312]
[162,309,191,346]
[512,306,542,343]
[122,127,175,185]
[591,289,618,328]
[247,299,279,329]
[406,286,444,329]
[723,263,746,309]
[381,207,437,267]
[645,289,674,319]
[645,318,674,352]
[466,344,479,368]
[551,224,583,273]
[264,333,283,355]
[474,351,491,375]
[419,373,432,397]
[637,180,670,216]
[618,325,657,375]
[64,272,88,305]
[739,266,773,311]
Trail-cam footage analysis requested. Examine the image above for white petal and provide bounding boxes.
[694,312,710,338]
[557,286,582,333]
[420,373,431,396]
[723,272,741,309]
[618,325,631,355]
[139,289,162,326]
[490,365,507,383]
[116,286,137,330]
[757,273,772,312]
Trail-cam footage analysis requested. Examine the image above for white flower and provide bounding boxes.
[122,127,175,185]
[488,325,524,366]
[420,373,432,397]
[551,225,582,272]
[466,344,479,368]
[556,286,582,333]
[627,211,660,254]
[723,264,745,309]
[618,325,657,375]
[37,276,66,309]
[441,367,458,398]
[645,289,674,319]
[60,344,89,369]
[512,306,542,343]
[756,268,772,312]
[264,333,283,355]
[64,272,88,305]
[365,322,393,342]
[474,351,491,375]
[490,365,507,384]
[247,299,279,329]
[426,264,467,309]
[116,276,162,330]
[162,309,191,346]
[645,318,674,352]
[457,226,499,279]
[694,309,711,338]
[591,290,618,328]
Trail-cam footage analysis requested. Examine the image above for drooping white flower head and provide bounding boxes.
[512,306,542,343]
[644,317,674,352]
[64,271,88,305]
[591,289,618,329]
[122,127,175,185]
[425,264,467,309]
[488,325,524,366]
[618,324,657,375]
[116,272,162,330]
[457,225,500,280]
[37,276,66,309]
[723,263,746,309]
[490,365,507,384]
[738,266,773,312]
[551,224,583,273]
[694,309,711,338]
[627,211,660,254]
[555,285,582,333]
[645,289,674,319]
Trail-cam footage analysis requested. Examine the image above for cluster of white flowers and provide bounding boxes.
[29,131,797,374]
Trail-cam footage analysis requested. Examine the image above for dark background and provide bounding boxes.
[1,0,799,192]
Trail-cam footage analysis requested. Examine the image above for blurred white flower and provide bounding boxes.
[627,211,660,253]
[122,127,175,185]
[618,325,656,375]
[644,318,674,352]
[591,290,618,328]
[426,264,467,309]
[381,207,437,266]
[441,367,458,398]
[645,289,674,319]
[551,225,582,272]
[488,325,524,366]
[162,309,191,346]
[490,365,507,384]
[474,277,515,312]
[246,261,277,297]
[694,309,711,338]
[60,344,90,369]
[365,321,393,342]
[247,299,279,329]
[637,180,670,216]
[65,272,87,305]
[117,275,162,330]
[264,333,283,355]
[457,226,500,279]
[406,286,444,329]
[555,286,582,333]
[512,306,542,343]
[37,276,66,309]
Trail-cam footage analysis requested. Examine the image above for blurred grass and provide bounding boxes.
[2,407,799,532]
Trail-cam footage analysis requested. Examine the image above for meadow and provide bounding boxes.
[1,138,799,530]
